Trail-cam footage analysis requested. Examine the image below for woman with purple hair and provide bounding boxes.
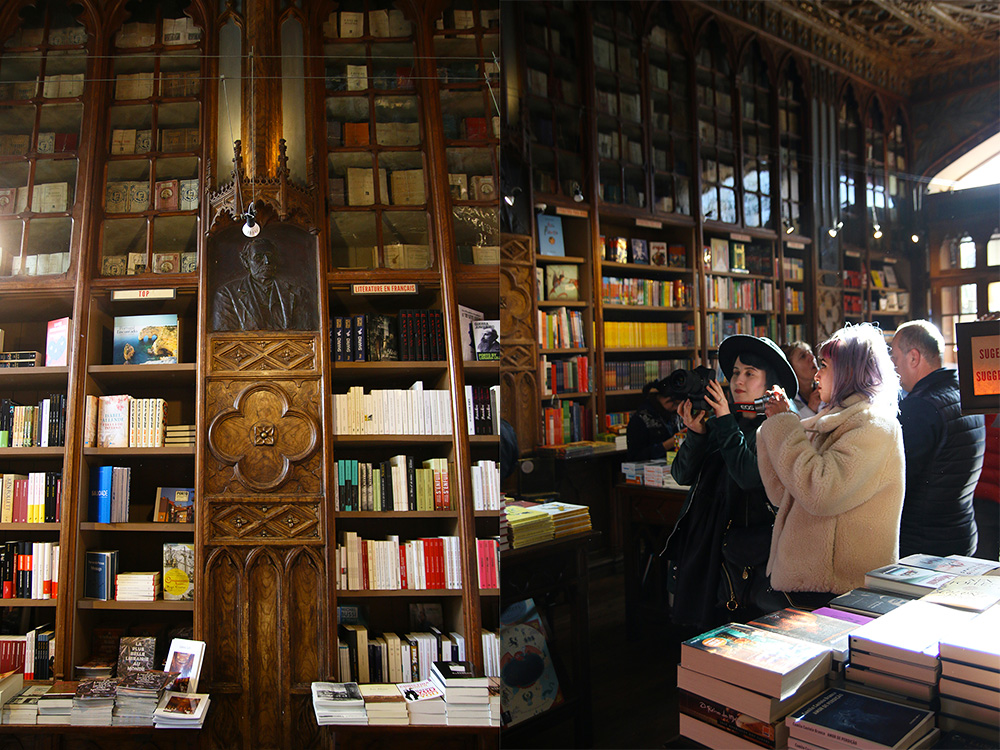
[756,323,905,605]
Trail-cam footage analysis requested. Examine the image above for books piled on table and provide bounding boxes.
[748,608,866,676]
[398,679,446,725]
[827,588,915,618]
[786,687,938,749]
[115,571,161,601]
[164,424,195,446]
[936,604,1000,743]
[676,623,831,750]
[35,681,76,724]
[498,498,510,552]
[113,670,177,726]
[310,681,367,726]
[360,683,408,725]
[863,563,959,597]
[488,676,500,727]
[70,677,117,726]
[846,599,978,709]
[899,553,1000,577]
[503,504,554,549]
[152,691,211,728]
[526,501,592,539]
[0,670,24,709]
[3,685,50,724]
[430,661,491,726]
[75,657,115,680]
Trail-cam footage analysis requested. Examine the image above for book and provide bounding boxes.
[920,576,1000,612]
[710,237,730,272]
[154,487,195,523]
[844,664,938,701]
[747,608,862,663]
[457,305,483,361]
[544,264,579,301]
[162,542,194,601]
[676,664,826,724]
[864,564,958,596]
[786,688,935,750]
[630,238,649,264]
[827,587,915,617]
[679,713,778,750]
[45,317,71,367]
[113,314,179,364]
[164,638,205,693]
[680,623,831,700]
[536,214,565,257]
[472,320,500,361]
[153,691,210,725]
[117,636,157,677]
[849,599,978,668]
[678,688,789,749]
[849,648,941,684]
[98,394,131,448]
[151,251,180,275]
[899,553,1000,576]
[938,604,1000,670]
[499,598,563,727]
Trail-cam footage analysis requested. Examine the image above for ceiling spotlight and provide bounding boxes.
[503,186,522,207]
[828,220,843,238]
[242,204,260,237]
[784,219,794,235]
[872,223,882,240]
[911,233,920,243]
[572,182,584,203]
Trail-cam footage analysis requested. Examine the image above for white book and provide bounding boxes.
[849,599,978,668]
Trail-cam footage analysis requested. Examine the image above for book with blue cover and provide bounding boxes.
[89,465,113,523]
[112,314,179,365]
[536,214,565,257]
[787,688,935,750]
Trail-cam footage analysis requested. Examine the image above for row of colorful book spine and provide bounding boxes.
[0,471,62,523]
[603,358,692,392]
[542,401,593,445]
[601,276,694,307]
[84,394,167,448]
[603,320,694,348]
[334,456,452,512]
[331,385,453,435]
[540,354,590,395]
[537,308,585,350]
[335,533,499,591]
[0,394,67,447]
[0,623,53,680]
[704,276,775,310]
[0,540,58,599]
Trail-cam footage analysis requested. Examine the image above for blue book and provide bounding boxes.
[112,314,179,365]
[84,550,117,601]
[536,215,565,257]
[89,465,113,523]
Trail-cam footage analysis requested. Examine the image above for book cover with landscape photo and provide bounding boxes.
[113,314,179,365]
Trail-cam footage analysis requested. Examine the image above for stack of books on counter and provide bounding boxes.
[786,687,938,749]
[3,685,50,724]
[152,691,211,728]
[503,504,554,549]
[430,660,491,726]
[935,596,1000,740]
[499,497,510,552]
[35,681,76,724]
[310,681,367,725]
[360,683,408,725]
[747,608,868,681]
[115,571,161,601]
[113,670,177,726]
[676,623,831,749]
[398,679,446,725]
[526,501,592,538]
[163,424,195,446]
[488,676,500,727]
[0,670,24,710]
[70,677,117,726]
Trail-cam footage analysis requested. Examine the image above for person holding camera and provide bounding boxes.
[662,335,798,632]
[625,378,683,461]
[757,323,904,605]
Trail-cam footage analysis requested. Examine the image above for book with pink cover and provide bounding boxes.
[45,317,71,367]
[98,394,131,448]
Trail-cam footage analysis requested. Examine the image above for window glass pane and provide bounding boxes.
[989,281,1000,312]
[960,283,977,315]
[987,232,1000,266]
[941,285,958,315]
[959,235,976,269]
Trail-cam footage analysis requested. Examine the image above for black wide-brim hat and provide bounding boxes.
[718,334,798,400]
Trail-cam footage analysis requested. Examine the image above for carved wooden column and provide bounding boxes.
[500,233,540,451]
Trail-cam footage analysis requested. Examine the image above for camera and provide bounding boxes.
[660,366,716,411]
[733,396,772,415]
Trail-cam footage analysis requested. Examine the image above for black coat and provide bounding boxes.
[898,368,985,556]
[663,413,774,631]
[626,401,681,461]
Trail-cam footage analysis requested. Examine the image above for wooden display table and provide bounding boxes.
[501,531,600,749]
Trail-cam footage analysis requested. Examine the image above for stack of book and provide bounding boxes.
[936,602,1000,741]
[359,683,408,725]
[112,670,177,726]
[863,563,959,597]
[115,571,161,601]
[310,681,367,726]
[503,504,554,549]
[899,553,1000,578]
[0,670,24,710]
[164,424,195,446]
[35,681,75,724]
[70,678,117,726]
[398,679,446,726]
[747,608,865,679]
[3,685,50,724]
[488,676,500,727]
[498,500,509,552]
[786,687,938,749]
[88,465,131,523]
[676,623,831,749]
[429,661,491,726]
[826,587,915,618]
[847,599,977,710]
[527,501,592,539]
[152,691,211,728]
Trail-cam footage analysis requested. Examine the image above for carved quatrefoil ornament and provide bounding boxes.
[208,382,317,492]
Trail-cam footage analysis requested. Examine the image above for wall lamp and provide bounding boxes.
[503,186,522,207]
[783,218,795,235]
[572,182,584,202]
[828,221,843,238]
[873,223,882,240]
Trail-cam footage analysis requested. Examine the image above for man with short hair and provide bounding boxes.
[890,320,985,556]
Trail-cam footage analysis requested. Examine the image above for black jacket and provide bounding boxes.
[898,368,985,556]
[626,402,681,461]
[663,413,774,631]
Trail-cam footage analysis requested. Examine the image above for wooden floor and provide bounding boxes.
[502,557,701,749]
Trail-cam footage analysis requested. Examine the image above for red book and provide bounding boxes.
[14,478,28,524]
[399,544,408,589]
[395,67,413,89]
[440,466,450,511]
[54,133,78,152]
[360,539,370,590]
[463,117,489,140]
[433,470,443,511]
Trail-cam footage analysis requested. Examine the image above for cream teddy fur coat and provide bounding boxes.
[757,394,905,594]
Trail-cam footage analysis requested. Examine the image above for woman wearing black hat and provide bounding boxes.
[662,335,798,632]
[625,379,683,461]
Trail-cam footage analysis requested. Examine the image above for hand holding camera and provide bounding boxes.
[763,386,792,418]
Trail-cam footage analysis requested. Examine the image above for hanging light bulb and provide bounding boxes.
[872,223,882,240]
[572,182,584,202]
[828,220,843,238]
[910,233,919,243]
[242,204,260,237]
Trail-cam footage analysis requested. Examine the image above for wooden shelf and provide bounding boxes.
[329,435,453,446]
[335,589,464,598]
[0,523,61,531]
[0,447,64,458]
[0,598,58,607]
[79,522,194,532]
[0,366,69,389]
[87,363,196,385]
[538,300,587,308]
[602,304,695,312]
[600,261,693,275]
[77,599,194,611]
[83,446,195,457]
[603,346,692,354]
[540,391,591,399]
[469,435,500,445]
[334,511,459,519]
[536,255,586,265]
[539,348,589,355]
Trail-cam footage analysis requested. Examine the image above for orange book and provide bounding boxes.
[343,122,369,146]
